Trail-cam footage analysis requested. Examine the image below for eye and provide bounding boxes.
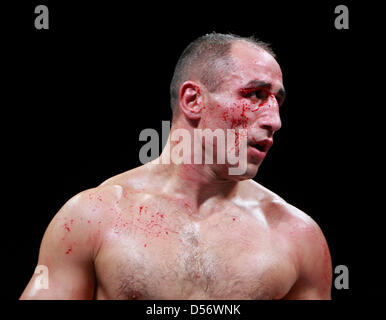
[251,89,269,100]
[242,88,269,102]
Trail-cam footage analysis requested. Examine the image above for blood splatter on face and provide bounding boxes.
[198,43,283,171]
[213,86,279,133]
[164,42,283,182]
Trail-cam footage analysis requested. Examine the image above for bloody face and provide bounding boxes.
[199,41,285,180]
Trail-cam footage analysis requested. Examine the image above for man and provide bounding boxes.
[20,33,332,300]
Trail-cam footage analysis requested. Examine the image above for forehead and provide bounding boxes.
[225,41,283,91]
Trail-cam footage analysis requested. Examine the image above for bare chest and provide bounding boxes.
[94,212,297,300]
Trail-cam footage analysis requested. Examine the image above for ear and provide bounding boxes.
[178,81,204,120]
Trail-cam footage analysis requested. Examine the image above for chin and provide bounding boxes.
[243,163,260,179]
[226,162,260,181]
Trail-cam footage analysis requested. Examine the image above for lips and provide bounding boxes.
[248,139,273,153]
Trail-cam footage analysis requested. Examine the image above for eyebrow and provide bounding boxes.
[242,79,286,105]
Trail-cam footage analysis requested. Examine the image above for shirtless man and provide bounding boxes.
[20,33,332,300]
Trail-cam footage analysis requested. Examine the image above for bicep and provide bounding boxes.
[284,219,332,300]
[20,201,97,299]
[20,260,95,300]
[283,279,331,300]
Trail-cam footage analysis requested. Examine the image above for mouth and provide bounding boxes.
[248,139,273,153]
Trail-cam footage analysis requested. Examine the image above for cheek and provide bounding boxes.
[209,101,252,152]
[218,100,255,129]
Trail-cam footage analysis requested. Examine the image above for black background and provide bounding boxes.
[1,0,383,311]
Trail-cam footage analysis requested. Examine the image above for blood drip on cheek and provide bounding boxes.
[221,106,229,122]
[226,102,251,130]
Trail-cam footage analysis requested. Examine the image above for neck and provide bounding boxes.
[148,125,240,216]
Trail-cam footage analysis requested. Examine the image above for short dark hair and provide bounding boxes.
[169,32,276,114]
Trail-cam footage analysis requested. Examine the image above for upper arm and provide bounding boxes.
[20,191,101,300]
[284,216,332,300]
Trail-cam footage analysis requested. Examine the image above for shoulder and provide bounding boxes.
[98,163,158,191]
[243,179,321,230]
[41,184,125,258]
[243,179,330,266]
[59,183,125,218]
[60,163,156,226]
[244,180,332,297]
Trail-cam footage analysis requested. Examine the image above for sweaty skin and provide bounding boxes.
[20,41,332,300]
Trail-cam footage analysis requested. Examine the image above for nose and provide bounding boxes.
[260,112,281,134]
[259,100,281,134]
